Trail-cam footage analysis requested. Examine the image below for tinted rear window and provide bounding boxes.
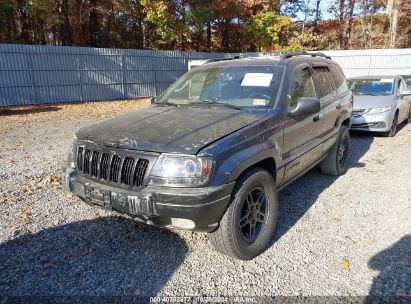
[329,64,348,94]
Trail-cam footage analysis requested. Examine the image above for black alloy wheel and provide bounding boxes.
[338,132,349,166]
[239,187,268,243]
[208,168,278,260]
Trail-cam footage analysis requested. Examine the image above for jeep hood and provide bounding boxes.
[76,106,263,154]
[352,94,396,110]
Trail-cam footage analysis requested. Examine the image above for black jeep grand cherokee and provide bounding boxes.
[62,52,352,260]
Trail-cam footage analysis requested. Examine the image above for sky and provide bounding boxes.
[293,0,336,21]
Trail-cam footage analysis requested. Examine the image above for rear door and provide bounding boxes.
[282,65,324,183]
[311,66,339,141]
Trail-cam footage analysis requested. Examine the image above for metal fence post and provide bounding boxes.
[27,51,38,105]
[121,53,125,100]
[79,53,84,102]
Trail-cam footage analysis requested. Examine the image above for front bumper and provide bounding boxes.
[62,167,235,232]
[350,111,393,132]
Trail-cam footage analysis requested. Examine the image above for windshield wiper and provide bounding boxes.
[359,93,385,96]
[190,100,242,110]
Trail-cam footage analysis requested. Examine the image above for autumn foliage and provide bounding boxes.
[0,0,410,51]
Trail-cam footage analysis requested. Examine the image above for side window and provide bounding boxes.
[289,68,316,109]
[312,67,334,102]
[329,64,348,95]
[399,79,406,94]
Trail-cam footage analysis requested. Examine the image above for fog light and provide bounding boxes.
[170,218,195,230]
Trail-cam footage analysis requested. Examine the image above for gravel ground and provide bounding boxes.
[0,100,410,301]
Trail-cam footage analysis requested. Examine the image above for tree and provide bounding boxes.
[246,9,292,51]
[0,0,410,50]
[328,0,359,49]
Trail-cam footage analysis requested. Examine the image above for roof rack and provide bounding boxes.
[204,56,240,64]
[204,53,281,64]
[280,51,331,60]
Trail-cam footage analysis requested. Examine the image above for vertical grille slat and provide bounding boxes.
[76,146,149,188]
[83,149,91,174]
[121,157,135,185]
[100,153,110,180]
[96,152,103,178]
[110,155,121,183]
[133,159,149,187]
[91,151,100,177]
[77,147,84,171]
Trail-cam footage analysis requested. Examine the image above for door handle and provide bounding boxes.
[313,115,321,122]
[336,103,342,109]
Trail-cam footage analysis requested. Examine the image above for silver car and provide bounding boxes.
[348,76,411,137]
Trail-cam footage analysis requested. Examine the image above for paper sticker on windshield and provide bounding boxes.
[380,78,394,83]
[253,99,268,106]
[241,73,273,87]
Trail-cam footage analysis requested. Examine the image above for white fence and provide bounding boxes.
[189,49,411,79]
[322,48,411,78]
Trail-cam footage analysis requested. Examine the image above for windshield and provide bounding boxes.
[156,65,284,109]
[348,79,394,96]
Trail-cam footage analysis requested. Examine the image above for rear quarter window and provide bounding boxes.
[329,64,348,95]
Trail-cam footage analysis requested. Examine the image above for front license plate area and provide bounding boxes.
[84,186,111,209]
[111,193,149,215]
[80,183,152,215]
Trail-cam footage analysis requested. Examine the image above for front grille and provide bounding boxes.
[76,147,149,187]
[353,109,366,116]
[351,122,386,129]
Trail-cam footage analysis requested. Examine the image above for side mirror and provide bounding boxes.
[150,96,157,104]
[288,98,321,118]
[401,89,411,97]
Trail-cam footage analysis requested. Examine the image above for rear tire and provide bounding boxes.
[208,168,278,260]
[320,125,350,176]
[384,113,398,137]
[407,108,411,124]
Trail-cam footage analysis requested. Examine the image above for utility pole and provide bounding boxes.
[386,0,399,48]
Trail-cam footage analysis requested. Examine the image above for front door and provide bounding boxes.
[397,78,410,122]
[282,66,324,183]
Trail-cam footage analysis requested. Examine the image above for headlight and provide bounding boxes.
[149,154,213,187]
[67,141,77,169]
[367,105,393,115]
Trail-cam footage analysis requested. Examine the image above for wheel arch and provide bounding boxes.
[239,157,277,181]
[341,117,351,128]
[335,109,352,128]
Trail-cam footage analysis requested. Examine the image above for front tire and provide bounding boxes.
[384,112,398,137]
[208,168,278,260]
[320,125,350,176]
